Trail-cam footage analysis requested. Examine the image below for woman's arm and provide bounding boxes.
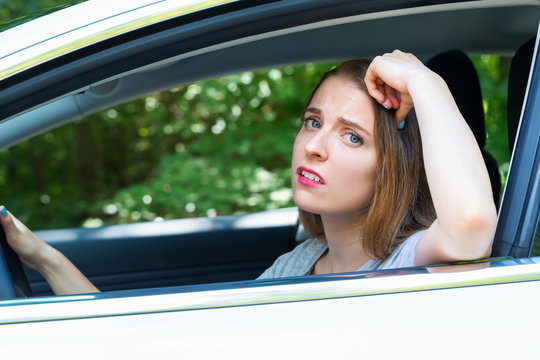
[365,50,497,265]
[0,206,99,295]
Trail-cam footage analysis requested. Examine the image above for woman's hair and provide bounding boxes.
[298,59,436,260]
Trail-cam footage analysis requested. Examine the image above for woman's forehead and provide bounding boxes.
[312,76,367,102]
[308,77,375,126]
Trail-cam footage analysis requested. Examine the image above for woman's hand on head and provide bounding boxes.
[364,50,432,124]
[0,206,52,272]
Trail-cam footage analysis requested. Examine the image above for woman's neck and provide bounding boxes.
[314,214,370,275]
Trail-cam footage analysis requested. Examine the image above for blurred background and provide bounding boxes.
[0,1,511,231]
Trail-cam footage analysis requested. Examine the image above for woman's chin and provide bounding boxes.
[294,199,323,215]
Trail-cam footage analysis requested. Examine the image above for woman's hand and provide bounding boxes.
[0,205,52,272]
[0,205,99,295]
[364,50,434,124]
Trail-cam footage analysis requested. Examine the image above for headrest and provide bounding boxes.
[426,50,486,148]
[508,37,535,154]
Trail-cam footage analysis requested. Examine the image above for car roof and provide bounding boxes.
[0,0,538,149]
[0,0,237,80]
[1,0,537,78]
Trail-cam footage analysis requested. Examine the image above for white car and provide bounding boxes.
[0,0,539,357]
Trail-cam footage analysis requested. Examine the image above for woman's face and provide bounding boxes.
[292,76,378,218]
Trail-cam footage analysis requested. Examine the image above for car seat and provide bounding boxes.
[426,50,501,209]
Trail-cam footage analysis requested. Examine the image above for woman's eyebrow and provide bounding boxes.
[338,117,371,137]
[305,107,321,115]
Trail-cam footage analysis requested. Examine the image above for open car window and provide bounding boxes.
[0,63,340,230]
[0,0,535,306]
[0,48,520,297]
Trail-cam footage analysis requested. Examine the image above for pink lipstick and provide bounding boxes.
[297,166,325,187]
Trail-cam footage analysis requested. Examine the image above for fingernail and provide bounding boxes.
[398,120,405,130]
[1,206,6,217]
[382,103,390,110]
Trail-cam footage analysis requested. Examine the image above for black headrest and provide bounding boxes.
[508,37,535,154]
[426,50,486,148]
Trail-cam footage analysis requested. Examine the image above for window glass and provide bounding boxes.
[0,56,511,232]
[0,63,336,230]
[471,55,511,191]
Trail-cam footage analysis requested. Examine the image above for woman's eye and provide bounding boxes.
[304,118,321,129]
[346,133,363,145]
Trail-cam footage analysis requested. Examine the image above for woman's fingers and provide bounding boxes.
[395,99,414,123]
[365,50,425,127]
[0,205,46,270]
[364,56,385,101]
[365,64,407,125]
[0,206,28,261]
[368,87,386,104]
[0,205,18,239]
[365,78,397,111]
[384,83,401,110]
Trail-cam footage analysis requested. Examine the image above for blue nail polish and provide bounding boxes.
[382,103,390,110]
[1,206,6,216]
[398,120,405,130]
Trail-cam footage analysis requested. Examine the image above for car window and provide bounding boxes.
[0,56,512,232]
[473,54,512,188]
[0,62,336,230]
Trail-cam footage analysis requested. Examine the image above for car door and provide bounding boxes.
[26,210,297,295]
[1,0,539,299]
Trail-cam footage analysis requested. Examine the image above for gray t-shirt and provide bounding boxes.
[258,230,425,279]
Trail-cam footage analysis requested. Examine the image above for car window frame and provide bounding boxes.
[492,24,540,258]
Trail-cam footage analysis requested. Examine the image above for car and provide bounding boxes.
[0,0,539,357]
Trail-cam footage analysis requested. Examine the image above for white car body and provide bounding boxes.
[0,0,539,357]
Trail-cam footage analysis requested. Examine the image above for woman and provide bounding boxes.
[259,50,497,278]
[0,51,497,293]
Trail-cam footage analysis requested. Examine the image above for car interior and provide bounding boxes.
[0,2,539,299]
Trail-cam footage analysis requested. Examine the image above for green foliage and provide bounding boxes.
[471,55,512,186]
[0,64,335,229]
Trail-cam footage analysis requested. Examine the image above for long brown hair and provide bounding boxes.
[298,60,436,260]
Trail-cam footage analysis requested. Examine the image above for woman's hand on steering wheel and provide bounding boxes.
[0,205,52,272]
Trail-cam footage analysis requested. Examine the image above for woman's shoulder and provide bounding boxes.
[375,230,426,270]
[257,236,328,279]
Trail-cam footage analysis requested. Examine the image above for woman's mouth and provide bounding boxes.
[297,166,325,186]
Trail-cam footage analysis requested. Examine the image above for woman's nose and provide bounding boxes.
[304,131,328,160]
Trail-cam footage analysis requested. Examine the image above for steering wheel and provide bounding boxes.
[0,223,33,298]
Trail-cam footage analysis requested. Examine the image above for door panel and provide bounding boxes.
[27,208,298,296]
